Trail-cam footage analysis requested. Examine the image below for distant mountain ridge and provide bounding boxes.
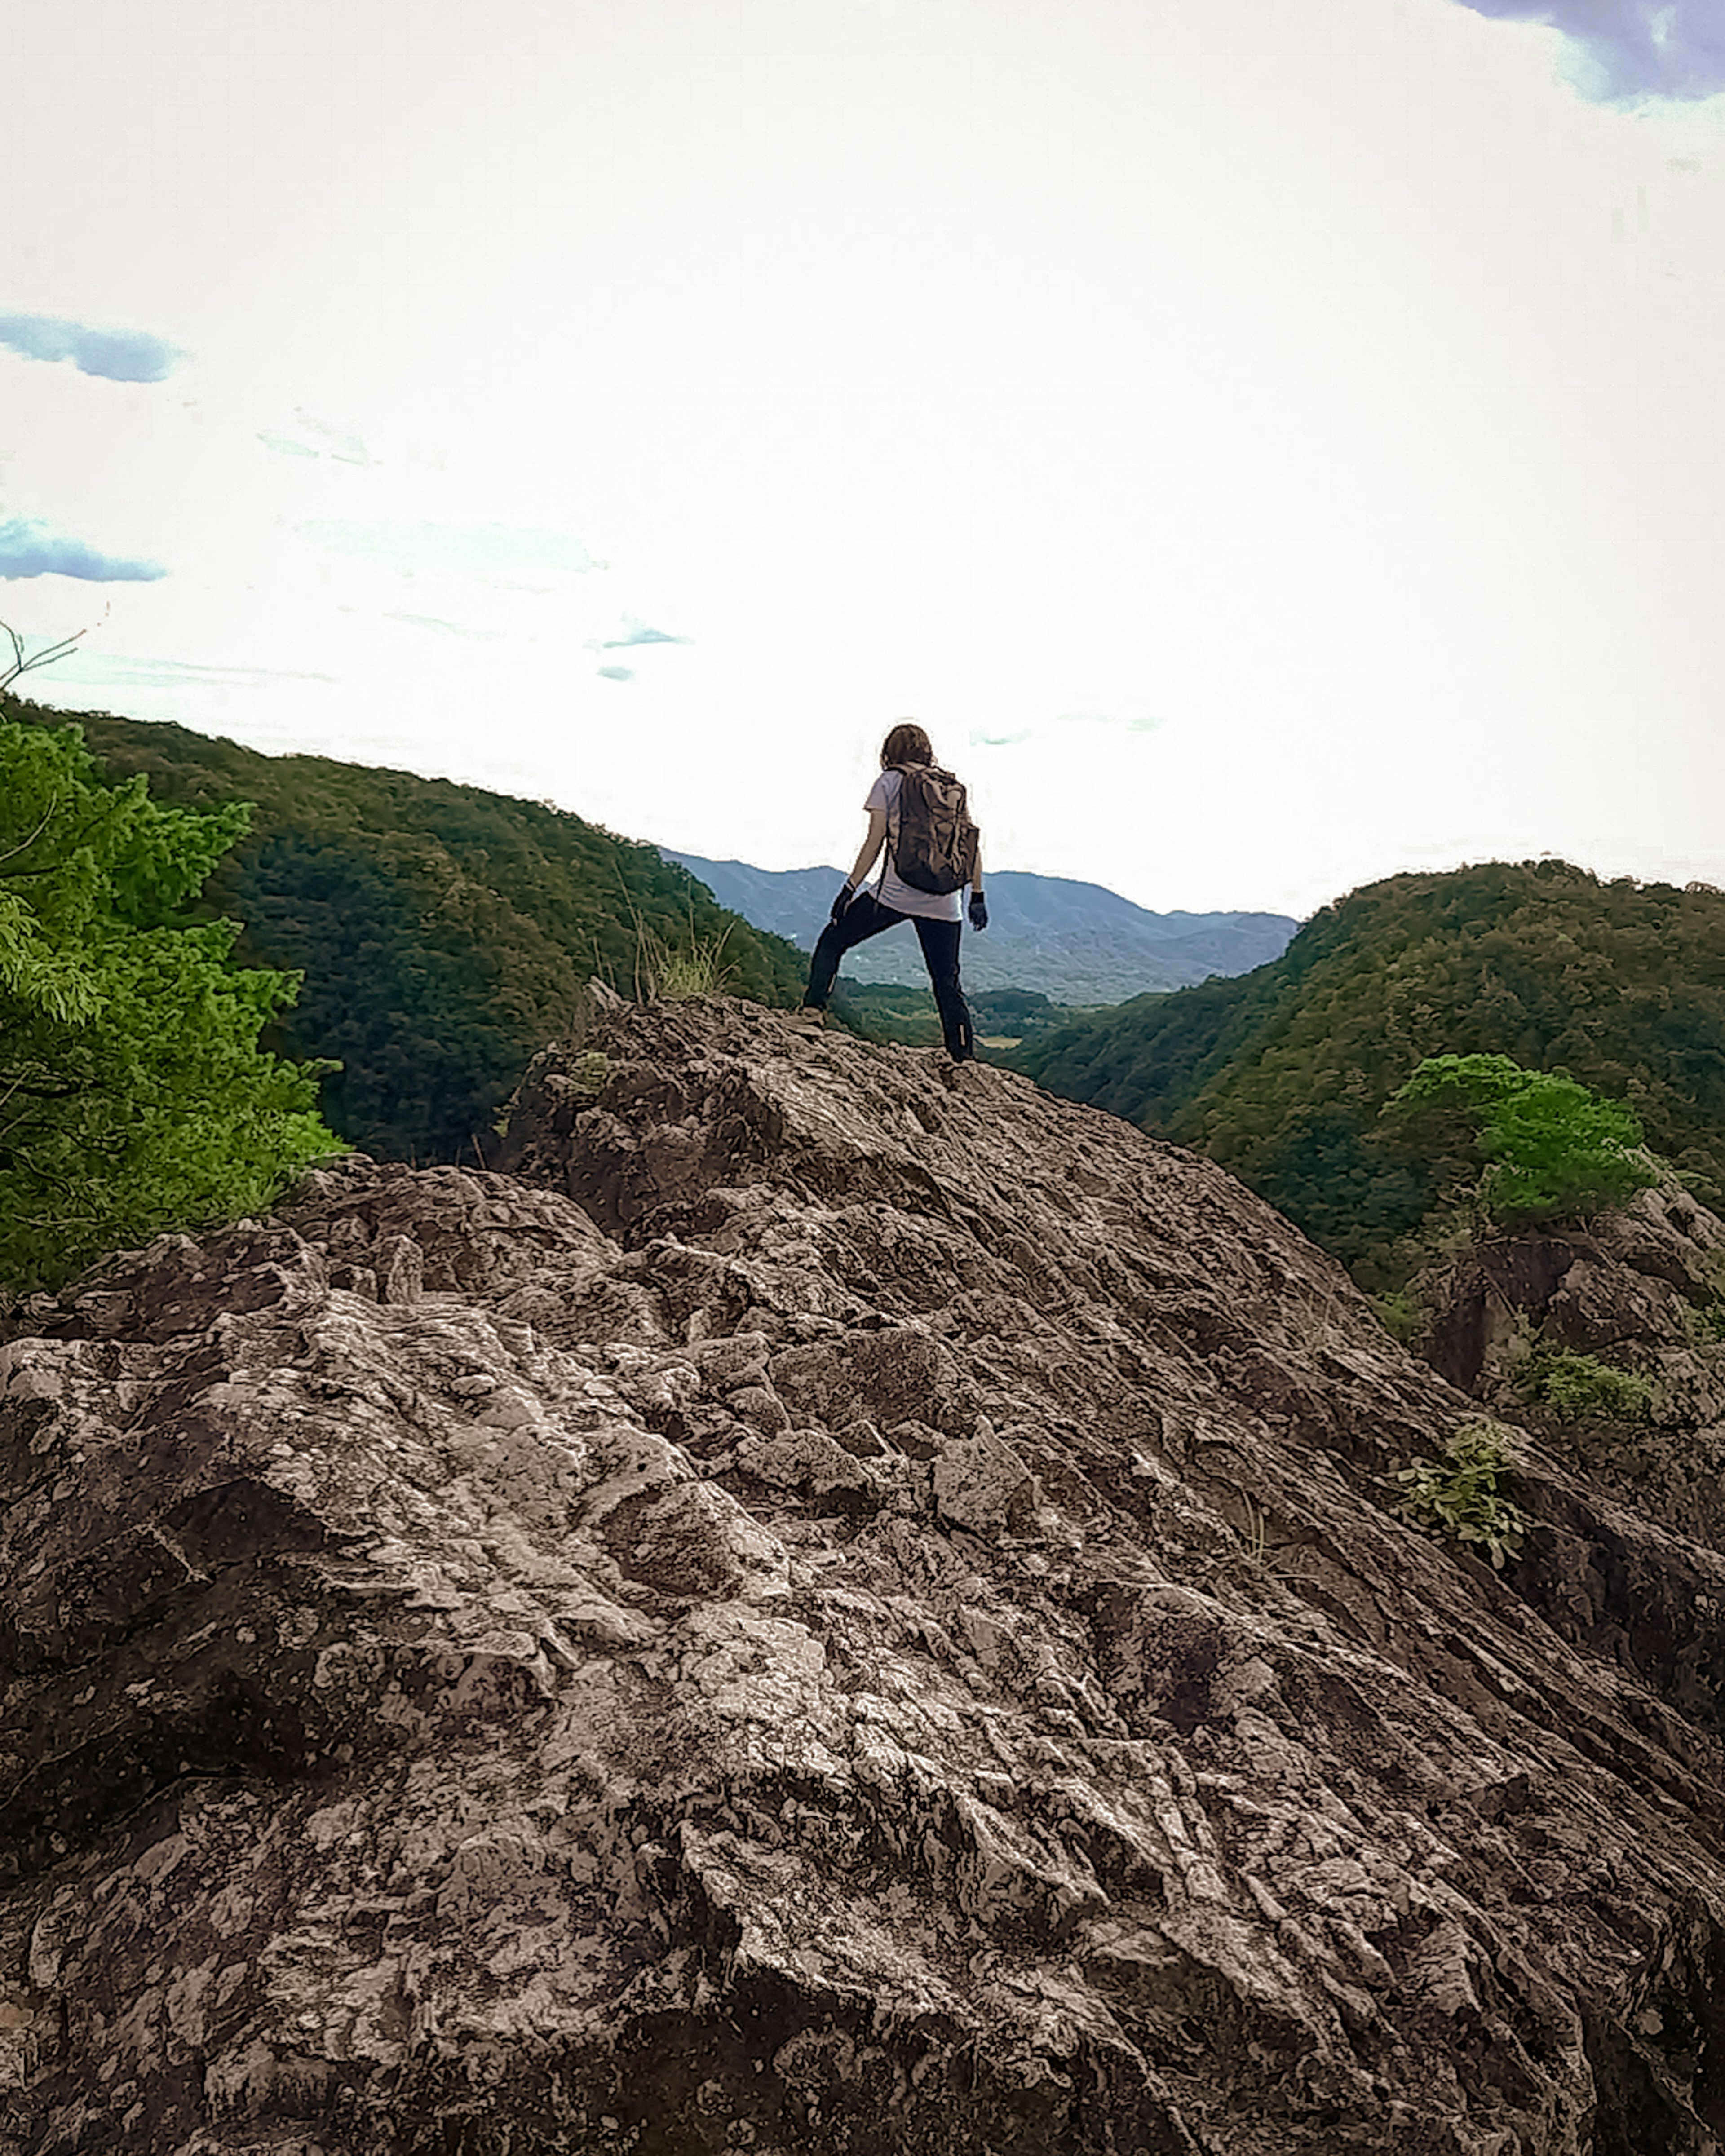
[664,852,1298,1002]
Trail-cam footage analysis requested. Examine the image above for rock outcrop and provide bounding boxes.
[4,992,1725,2155]
[1419,1184,1725,1556]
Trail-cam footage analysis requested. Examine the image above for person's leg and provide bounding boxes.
[912,916,975,1060]
[803,891,904,1008]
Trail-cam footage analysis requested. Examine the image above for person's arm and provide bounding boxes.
[845,806,889,892]
[968,835,987,929]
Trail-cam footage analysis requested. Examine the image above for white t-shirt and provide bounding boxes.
[864,769,963,923]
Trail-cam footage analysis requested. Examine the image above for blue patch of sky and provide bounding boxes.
[1450,0,1725,100]
[597,665,635,682]
[0,312,184,383]
[294,520,602,579]
[0,519,166,582]
[257,432,322,459]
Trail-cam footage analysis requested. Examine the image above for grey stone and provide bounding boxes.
[3,998,1725,2153]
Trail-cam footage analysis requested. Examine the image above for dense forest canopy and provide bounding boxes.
[3,694,807,1164]
[1015,860,1725,1281]
[0,717,337,1293]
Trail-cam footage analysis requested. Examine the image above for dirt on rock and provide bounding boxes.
[3,991,1725,2154]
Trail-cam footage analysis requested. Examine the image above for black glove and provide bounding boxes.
[830,881,858,924]
[968,890,988,931]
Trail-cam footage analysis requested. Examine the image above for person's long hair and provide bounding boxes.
[880,721,934,767]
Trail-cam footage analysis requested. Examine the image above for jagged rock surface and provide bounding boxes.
[1419,1185,1725,1557]
[4,994,1725,2155]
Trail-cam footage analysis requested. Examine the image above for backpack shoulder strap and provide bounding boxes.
[882,763,923,863]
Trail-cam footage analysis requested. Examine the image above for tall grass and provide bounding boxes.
[629,899,738,1001]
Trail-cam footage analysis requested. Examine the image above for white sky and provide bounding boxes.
[4,0,1723,916]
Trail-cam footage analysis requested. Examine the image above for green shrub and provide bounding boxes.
[1384,1053,1658,1230]
[1393,1422,1526,1570]
[1518,1347,1652,1423]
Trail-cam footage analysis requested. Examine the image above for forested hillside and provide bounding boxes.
[3,694,805,1164]
[1015,860,1725,1281]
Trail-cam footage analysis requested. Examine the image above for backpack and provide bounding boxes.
[885,763,980,897]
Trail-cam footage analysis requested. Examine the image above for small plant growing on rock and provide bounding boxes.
[1393,1421,1526,1570]
[491,1051,610,1139]
[567,1049,611,1095]
[1517,1347,1652,1423]
[1687,1300,1725,1347]
[631,901,737,1001]
[1235,1496,1270,1565]
[1369,1288,1421,1346]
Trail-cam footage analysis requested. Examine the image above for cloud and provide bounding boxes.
[970,704,1168,751]
[294,519,602,579]
[0,519,167,582]
[599,616,690,649]
[1450,1,1725,102]
[261,411,371,464]
[597,665,635,682]
[384,611,504,641]
[1053,708,1167,734]
[257,432,321,460]
[0,312,185,383]
[293,408,370,464]
[58,654,334,687]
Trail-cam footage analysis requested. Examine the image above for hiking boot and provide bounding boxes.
[788,1007,827,1033]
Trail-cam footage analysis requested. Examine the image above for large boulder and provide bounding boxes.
[2,996,1724,2153]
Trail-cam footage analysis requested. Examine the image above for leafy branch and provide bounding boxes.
[0,715,342,1292]
[0,618,88,695]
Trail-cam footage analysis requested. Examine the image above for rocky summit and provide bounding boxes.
[3,992,1725,2156]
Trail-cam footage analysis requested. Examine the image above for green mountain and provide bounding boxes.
[1013,859,1725,1281]
[3,693,806,1164]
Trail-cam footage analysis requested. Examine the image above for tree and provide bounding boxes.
[1381,1052,1658,1230]
[0,718,340,1295]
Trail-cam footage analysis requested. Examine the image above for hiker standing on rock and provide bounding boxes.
[798,721,984,1063]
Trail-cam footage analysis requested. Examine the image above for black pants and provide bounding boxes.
[805,891,975,1061]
